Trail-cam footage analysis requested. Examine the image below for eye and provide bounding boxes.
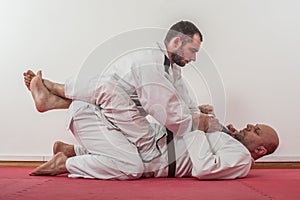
[255,127,261,135]
[190,48,197,53]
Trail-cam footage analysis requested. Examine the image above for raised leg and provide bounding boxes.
[29,71,71,112]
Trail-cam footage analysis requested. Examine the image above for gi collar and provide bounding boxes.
[157,42,171,74]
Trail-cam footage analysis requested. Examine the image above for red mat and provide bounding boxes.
[0,167,299,200]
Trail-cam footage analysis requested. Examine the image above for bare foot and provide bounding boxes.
[30,71,70,112]
[30,152,68,176]
[53,141,76,158]
[23,70,36,91]
[23,70,58,95]
[30,71,53,112]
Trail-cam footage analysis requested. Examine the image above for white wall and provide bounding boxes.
[1,0,299,161]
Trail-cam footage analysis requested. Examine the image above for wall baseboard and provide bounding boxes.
[0,161,45,167]
[256,155,300,162]
[0,155,52,162]
[252,162,300,169]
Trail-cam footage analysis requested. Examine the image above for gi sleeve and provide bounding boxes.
[173,66,199,114]
[183,130,252,180]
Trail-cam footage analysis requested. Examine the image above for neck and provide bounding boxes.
[164,41,174,65]
[167,52,174,65]
[251,153,260,160]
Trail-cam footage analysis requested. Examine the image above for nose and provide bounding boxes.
[191,53,196,62]
[246,124,254,131]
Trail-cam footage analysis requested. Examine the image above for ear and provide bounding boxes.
[169,36,182,51]
[254,146,267,156]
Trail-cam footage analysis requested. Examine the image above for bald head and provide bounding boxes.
[231,124,279,160]
[260,125,279,155]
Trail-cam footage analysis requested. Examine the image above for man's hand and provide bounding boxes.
[195,113,222,133]
[196,113,209,132]
[199,104,214,115]
[226,124,238,136]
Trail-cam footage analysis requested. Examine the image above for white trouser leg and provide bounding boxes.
[65,100,144,180]
[73,144,88,156]
[65,78,161,162]
[96,81,161,161]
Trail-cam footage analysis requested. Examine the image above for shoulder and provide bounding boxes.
[129,48,164,65]
[207,132,251,156]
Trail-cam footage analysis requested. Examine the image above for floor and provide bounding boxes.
[0,167,299,200]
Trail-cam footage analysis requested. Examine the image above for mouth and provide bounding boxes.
[240,129,246,137]
[181,60,189,65]
[177,59,189,67]
[231,130,243,136]
[231,130,245,142]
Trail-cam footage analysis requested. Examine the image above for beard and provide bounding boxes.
[232,133,245,144]
[171,48,188,67]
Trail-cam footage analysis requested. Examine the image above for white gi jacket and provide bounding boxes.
[65,42,199,161]
[65,102,252,180]
[143,127,252,180]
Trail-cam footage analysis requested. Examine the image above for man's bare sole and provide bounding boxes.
[30,152,68,176]
[53,141,76,158]
[29,71,70,112]
[29,71,52,112]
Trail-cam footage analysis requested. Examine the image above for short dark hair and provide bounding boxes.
[164,21,203,43]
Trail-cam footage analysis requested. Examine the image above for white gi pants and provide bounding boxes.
[65,79,161,162]
[65,100,144,180]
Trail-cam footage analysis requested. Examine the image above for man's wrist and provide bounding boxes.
[198,113,209,132]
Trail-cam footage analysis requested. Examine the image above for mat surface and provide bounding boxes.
[0,167,299,200]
